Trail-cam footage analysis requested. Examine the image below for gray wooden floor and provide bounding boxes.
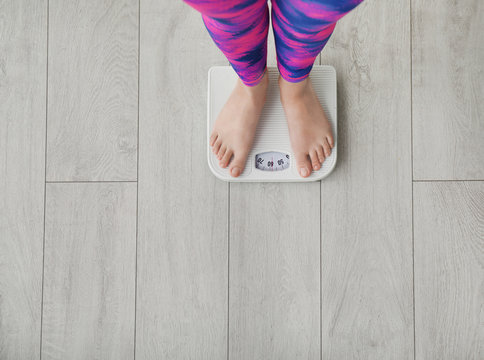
[1,0,483,359]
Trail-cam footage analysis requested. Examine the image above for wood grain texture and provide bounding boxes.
[41,183,136,360]
[412,0,484,180]
[228,6,321,359]
[414,181,484,359]
[229,183,320,360]
[0,1,47,359]
[319,1,414,358]
[135,1,228,358]
[46,0,138,181]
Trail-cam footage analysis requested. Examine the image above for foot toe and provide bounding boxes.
[229,152,248,178]
[322,139,332,157]
[219,149,233,168]
[213,138,222,155]
[316,145,325,164]
[295,152,312,178]
[310,149,320,170]
[326,134,334,149]
[210,132,218,147]
[218,145,227,160]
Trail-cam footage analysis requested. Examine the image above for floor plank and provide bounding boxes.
[0,1,47,358]
[412,0,484,180]
[229,183,320,360]
[41,183,136,360]
[414,181,483,359]
[135,1,228,358]
[319,1,414,358]
[46,0,138,181]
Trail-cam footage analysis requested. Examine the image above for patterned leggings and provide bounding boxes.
[183,0,363,86]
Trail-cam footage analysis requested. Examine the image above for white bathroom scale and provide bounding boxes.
[207,65,337,182]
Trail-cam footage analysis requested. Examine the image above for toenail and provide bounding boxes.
[300,167,309,177]
[313,164,319,170]
[231,167,241,177]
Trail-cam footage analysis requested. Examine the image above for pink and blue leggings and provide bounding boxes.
[183,0,363,86]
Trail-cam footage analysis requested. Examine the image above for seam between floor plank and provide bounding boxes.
[410,0,416,358]
[133,0,141,358]
[227,182,230,360]
[319,181,322,360]
[46,180,138,183]
[39,0,50,358]
[413,179,484,182]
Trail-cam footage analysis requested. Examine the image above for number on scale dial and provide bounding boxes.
[255,151,290,171]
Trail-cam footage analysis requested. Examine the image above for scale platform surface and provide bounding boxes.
[207,65,337,182]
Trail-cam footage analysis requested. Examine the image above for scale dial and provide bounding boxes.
[255,151,290,171]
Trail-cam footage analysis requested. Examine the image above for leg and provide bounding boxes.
[272,0,363,83]
[183,0,270,177]
[184,0,269,86]
[272,0,363,177]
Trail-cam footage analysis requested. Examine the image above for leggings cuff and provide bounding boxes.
[278,71,310,84]
[241,67,267,87]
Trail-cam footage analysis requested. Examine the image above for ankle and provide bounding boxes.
[278,76,310,102]
[239,71,268,103]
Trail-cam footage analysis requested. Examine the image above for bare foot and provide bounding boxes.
[279,76,335,178]
[210,71,268,177]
